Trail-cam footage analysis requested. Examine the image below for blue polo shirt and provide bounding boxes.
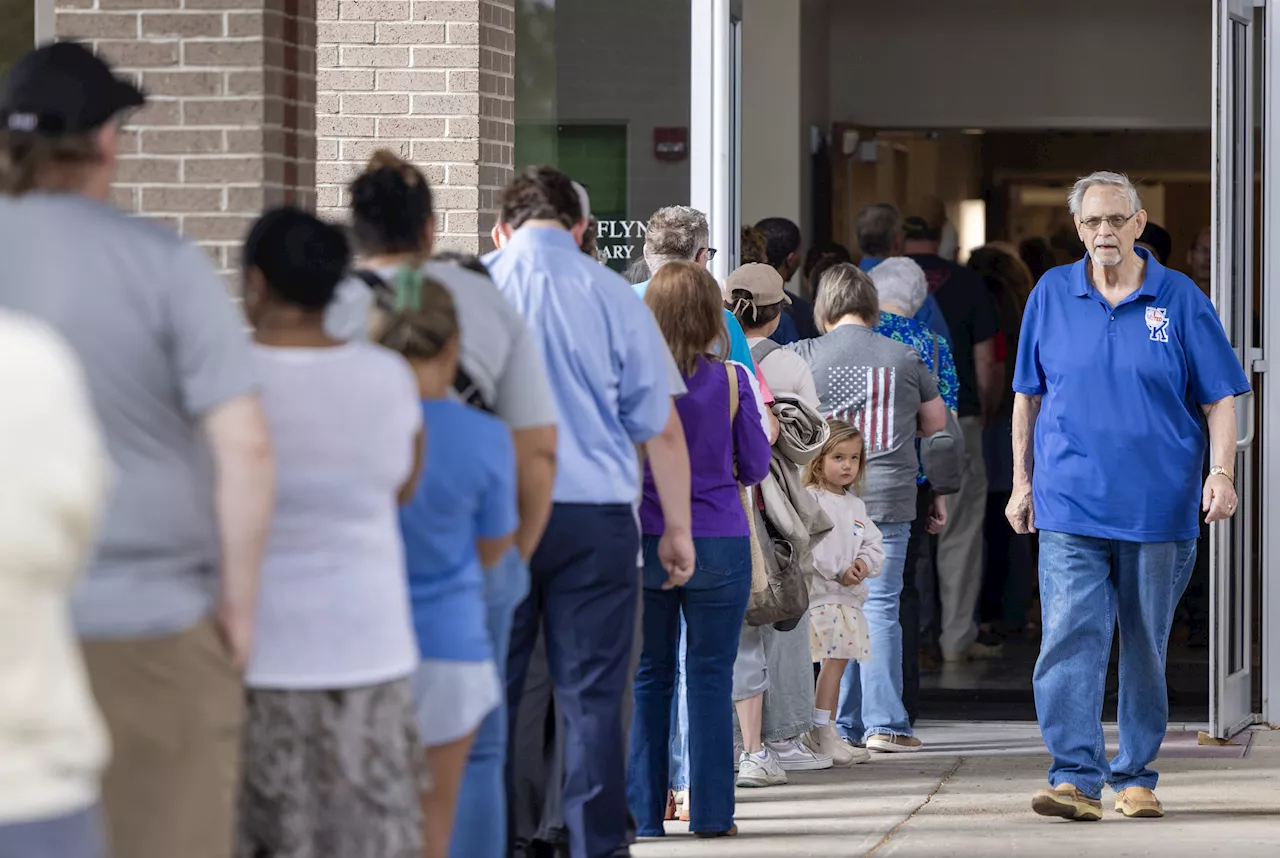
[1013,249,1250,542]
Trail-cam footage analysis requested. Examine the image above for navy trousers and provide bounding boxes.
[505,504,640,858]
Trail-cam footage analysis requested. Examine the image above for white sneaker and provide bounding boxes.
[766,737,833,771]
[735,749,787,788]
[806,725,869,767]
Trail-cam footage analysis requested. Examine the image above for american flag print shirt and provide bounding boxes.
[826,364,898,456]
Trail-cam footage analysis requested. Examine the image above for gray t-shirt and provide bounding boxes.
[0,194,258,638]
[791,325,938,523]
[326,261,559,430]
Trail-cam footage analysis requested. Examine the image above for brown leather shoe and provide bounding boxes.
[694,825,738,839]
[1031,784,1103,821]
[1115,787,1164,818]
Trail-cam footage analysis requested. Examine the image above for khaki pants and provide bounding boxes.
[82,618,243,858]
[936,415,989,658]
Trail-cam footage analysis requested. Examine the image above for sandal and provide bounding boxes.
[664,791,677,821]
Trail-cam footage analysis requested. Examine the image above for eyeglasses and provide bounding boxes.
[701,247,718,261]
[1079,213,1138,231]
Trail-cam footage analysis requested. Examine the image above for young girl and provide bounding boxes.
[374,272,518,858]
[804,420,884,767]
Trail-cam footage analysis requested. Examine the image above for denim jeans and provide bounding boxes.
[0,805,104,858]
[668,618,691,791]
[1035,531,1197,797]
[452,550,530,858]
[628,536,751,836]
[837,521,912,742]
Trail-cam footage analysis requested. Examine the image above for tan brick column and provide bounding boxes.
[317,0,513,254]
[56,0,318,280]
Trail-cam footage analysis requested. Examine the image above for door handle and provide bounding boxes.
[1236,391,1255,450]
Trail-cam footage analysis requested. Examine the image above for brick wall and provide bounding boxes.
[317,0,513,254]
[56,0,317,280]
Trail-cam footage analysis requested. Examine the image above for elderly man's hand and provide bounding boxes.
[1203,473,1239,523]
[1006,484,1036,535]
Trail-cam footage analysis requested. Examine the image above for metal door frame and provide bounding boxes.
[1210,0,1262,738]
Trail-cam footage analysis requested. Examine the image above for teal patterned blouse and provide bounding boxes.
[876,311,960,486]
[875,311,959,411]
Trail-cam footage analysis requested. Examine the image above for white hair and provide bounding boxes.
[869,257,929,317]
[1068,171,1142,216]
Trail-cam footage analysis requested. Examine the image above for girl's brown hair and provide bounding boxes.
[644,260,730,375]
[371,270,458,361]
[804,419,867,491]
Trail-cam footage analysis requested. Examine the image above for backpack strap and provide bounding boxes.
[931,333,940,381]
[352,268,394,303]
[726,362,739,478]
[750,338,782,366]
[353,267,494,414]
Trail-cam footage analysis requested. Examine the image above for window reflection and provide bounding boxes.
[0,0,35,78]
[515,0,692,270]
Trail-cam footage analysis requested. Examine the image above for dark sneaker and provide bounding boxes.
[1032,784,1103,821]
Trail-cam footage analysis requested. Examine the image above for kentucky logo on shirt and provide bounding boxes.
[1145,306,1170,343]
[829,366,897,454]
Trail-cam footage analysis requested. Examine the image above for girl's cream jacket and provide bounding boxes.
[805,487,885,610]
[0,311,111,824]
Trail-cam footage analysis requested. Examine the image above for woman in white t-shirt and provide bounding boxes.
[237,208,425,858]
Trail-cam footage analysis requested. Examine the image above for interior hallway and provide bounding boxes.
[633,724,1280,857]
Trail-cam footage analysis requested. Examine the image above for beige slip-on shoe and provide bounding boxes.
[1031,783,1104,821]
[1115,787,1164,818]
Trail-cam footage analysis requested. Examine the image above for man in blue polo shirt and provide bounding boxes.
[1011,172,1249,822]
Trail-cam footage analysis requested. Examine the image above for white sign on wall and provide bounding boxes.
[596,219,649,262]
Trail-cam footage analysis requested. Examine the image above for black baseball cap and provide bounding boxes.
[0,41,145,135]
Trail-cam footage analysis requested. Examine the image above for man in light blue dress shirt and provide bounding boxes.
[485,165,695,858]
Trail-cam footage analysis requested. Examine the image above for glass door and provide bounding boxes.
[1210,0,1261,738]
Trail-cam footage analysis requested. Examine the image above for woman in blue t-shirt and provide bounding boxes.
[375,273,518,858]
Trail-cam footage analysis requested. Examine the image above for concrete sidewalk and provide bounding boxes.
[632,722,1280,858]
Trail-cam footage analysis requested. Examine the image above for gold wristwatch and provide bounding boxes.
[1209,466,1235,482]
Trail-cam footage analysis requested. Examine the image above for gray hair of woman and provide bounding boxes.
[868,256,929,318]
[813,262,881,333]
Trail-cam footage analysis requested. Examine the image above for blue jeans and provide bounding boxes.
[1035,531,1197,798]
[628,536,751,836]
[0,805,104,858]
[451,550,529,858]
[837,521,912,741]
[668,618,690,791]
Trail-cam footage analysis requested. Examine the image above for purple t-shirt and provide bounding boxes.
[640,356,772,538]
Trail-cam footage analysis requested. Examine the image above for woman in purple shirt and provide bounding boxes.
[627,261,772,839]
